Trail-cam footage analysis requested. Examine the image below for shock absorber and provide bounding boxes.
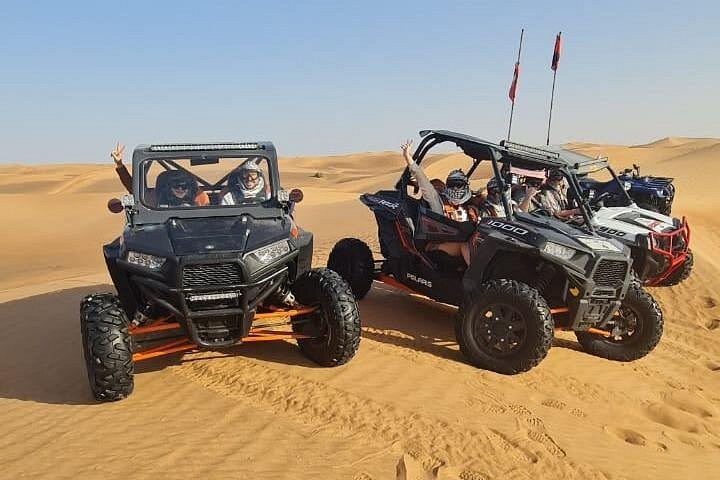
[535,263,556,295]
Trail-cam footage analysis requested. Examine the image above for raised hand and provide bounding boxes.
[400,139,414,164]
[110,142,125,166]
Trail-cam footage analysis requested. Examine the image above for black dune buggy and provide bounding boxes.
[328,130,663,374]
[81,142,360,402]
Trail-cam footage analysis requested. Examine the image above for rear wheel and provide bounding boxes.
[575,282,663,361]
[455,279,554,374]
[327,237,374,300]
[291,268,361,366]
[80,293,134,402]
[657,249,693,286]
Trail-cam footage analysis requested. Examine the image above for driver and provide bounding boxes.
[401,139,479,264]
[221,160,268,205]
[156,170,205,207]
[538,168,581,219]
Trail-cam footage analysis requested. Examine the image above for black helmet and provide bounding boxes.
[156,169,197,206]
[443,169,471,205]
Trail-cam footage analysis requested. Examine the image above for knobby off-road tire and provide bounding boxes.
[455,279,554,374]
[80,293,134,402]
[575,282,663,361]
[658,249,694,287]
[327,237,374,300]
[291,268,361,366]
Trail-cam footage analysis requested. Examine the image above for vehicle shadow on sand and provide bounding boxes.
[0,285,320,406]
[358,283,583,367]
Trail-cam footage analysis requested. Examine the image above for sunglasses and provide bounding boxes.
[171,183,189,190]
[242,172,260,180]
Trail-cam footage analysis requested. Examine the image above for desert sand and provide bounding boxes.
[1,137,719,479]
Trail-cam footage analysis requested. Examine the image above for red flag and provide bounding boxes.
[551,32,561,71]
[508,62,520,102]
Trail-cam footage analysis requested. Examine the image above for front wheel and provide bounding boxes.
[455,279,554,374]
[80,293,134,402]
[657,249,693,287]
[291,268,361,366]
[575,282,663,361]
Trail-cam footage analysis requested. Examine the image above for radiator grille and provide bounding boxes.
[182,263,243,288]
[593,260,628,288]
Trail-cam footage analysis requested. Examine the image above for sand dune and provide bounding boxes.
[1,138,719,479]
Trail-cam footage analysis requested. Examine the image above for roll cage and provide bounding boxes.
[398,130,596,232]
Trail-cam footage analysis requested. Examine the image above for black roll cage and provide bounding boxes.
[398,130,596,232]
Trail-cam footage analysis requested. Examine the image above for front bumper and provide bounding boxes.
[122,252,297,347]
[645,217,690,286]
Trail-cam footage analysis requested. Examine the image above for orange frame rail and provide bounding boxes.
[130,307,317,362]
[375,274,613,338]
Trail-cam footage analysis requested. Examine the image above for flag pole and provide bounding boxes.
[507,28,524,141]
[546,31,562,145]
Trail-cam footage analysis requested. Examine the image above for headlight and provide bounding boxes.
[655,188,666,197]
[127,251,166,269]
[623,181,632,191]
[244,240,291,272]
[577,237,622,252]
[542,241,577,260]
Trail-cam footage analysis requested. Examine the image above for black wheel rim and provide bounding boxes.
[606,305,642,343]
[471,303,528,357]
[296,305,331,344]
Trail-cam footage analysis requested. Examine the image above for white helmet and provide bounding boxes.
[233,161,265,198]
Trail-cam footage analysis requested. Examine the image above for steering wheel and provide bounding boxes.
[589,191,610,209]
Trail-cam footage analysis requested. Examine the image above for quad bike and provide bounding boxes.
[81,142,360,402]
[329,131,663,374]
[578,162,675,215]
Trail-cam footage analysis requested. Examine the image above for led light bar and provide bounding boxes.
[187,292,240,302]
[149,143,262,152]
[502,141,560,159]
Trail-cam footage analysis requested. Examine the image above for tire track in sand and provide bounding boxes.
[169,355,598,478]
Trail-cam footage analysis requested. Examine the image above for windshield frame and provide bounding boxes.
[139,155,275,211]
[129,144,284,225]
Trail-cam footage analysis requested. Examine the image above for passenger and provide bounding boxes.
[537,168,581,219]
[401,139,479,265]
[110,142,209,206]
[221,160,268,205]
[477,178,519,218]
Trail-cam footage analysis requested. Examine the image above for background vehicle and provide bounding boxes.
[556,150,692,286]
[578,162,676,214]
[328,131,663,375]
[81,142,360,402]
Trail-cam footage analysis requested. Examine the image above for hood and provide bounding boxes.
[593,206,677,237]
[167,216,289,255]
[503,213,626,254]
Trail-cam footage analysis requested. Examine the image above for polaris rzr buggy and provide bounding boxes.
[328,130,663,374]
[555,150,692,287]
[81,142,360,402]
[578,161,676,215]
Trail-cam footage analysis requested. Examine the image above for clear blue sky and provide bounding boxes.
[1,0,718,163]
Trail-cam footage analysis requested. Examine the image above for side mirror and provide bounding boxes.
[107,198,123,214]
[289,188,304,203]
